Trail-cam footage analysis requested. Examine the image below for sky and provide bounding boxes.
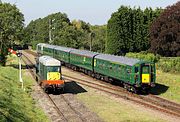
[1,0,179,26]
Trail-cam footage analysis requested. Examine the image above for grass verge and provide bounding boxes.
[151,70,180,103]
[76,86,167,122]
[0,55,49,122]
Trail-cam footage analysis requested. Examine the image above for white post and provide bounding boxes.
[19,56,23,89]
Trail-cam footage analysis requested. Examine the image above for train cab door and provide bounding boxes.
[141,64,151,84]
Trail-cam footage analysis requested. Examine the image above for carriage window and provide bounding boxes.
[127,69,131,74]
[142,66,149,73]
[47,66,60,72]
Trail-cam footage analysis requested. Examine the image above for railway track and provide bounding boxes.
[22,53,86,122]
[25,50,180,118]
[63,74,180,118]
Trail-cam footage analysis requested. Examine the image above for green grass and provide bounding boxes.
[76,87,167,122]
[151,70,180,103]
[0,55,49,122]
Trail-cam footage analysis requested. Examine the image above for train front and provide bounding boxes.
[38,56,65,93]
[135,62,156,92]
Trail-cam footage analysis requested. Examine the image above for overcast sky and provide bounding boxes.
[2,0,179,25]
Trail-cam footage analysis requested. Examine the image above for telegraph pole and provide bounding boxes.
[49,19,55,44]
[49,19,52,44]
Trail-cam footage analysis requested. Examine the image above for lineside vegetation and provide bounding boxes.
[0,55,49,122]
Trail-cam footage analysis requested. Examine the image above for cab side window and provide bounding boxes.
[135,67,139,73]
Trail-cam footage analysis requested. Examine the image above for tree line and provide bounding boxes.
[23,13,106,53]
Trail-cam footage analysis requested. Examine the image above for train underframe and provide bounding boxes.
[43,84,65,94]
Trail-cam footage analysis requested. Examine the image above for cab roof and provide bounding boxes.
[39,56,61,66]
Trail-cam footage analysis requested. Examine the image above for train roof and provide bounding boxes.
[95,54,140,66]
[39,56,61,66]
[37,43,46,47]
[43,43,57,49]
[70,49,99,58]
[54,46,73,52]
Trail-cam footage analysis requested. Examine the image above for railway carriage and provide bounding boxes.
[94,54,156,92]
[43,44,56,57]
[36,55,65,93]
[54,46,72,65]
[69,49,99,73]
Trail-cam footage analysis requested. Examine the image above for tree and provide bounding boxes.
[106,6,162,55]
[0,3,24,66]
[150,2,180,56]
[90,25,107,52]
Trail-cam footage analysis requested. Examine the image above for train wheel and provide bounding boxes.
[36,76,38,82]
[43,87,49,94]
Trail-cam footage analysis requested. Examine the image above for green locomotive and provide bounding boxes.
[36,55,65,93]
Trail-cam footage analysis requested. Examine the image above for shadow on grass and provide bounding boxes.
[150,83,169,95]
[63,81,87,94]
[7,64,35,69]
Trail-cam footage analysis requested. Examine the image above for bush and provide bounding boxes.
[126,52,180,73]
[125,51,160,63]
[157,57,180,73]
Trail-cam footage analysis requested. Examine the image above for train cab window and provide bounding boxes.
[142,66,149,74]
[47,67,60,72]
[135,67,139,73]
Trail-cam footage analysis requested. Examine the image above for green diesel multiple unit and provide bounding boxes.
[36,43,156,93]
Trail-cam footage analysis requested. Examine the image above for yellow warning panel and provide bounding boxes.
[47,72,60,80]
[142,74,150,83]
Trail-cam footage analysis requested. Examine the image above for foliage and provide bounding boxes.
[23,14,93,50]
[106,6,162,55]
[23,12,71,49]
[157,57,180,72]
[0,56,49,122]
[151,70,180,102]
[126,51,160,63]
[150,2,180,57]
[24,13,107,52]
[126,52,180,73]
[0,2,24,66]
[90,25,107,53]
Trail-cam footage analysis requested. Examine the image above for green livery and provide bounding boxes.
[70,49,98,71]
[36,43,156,93]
